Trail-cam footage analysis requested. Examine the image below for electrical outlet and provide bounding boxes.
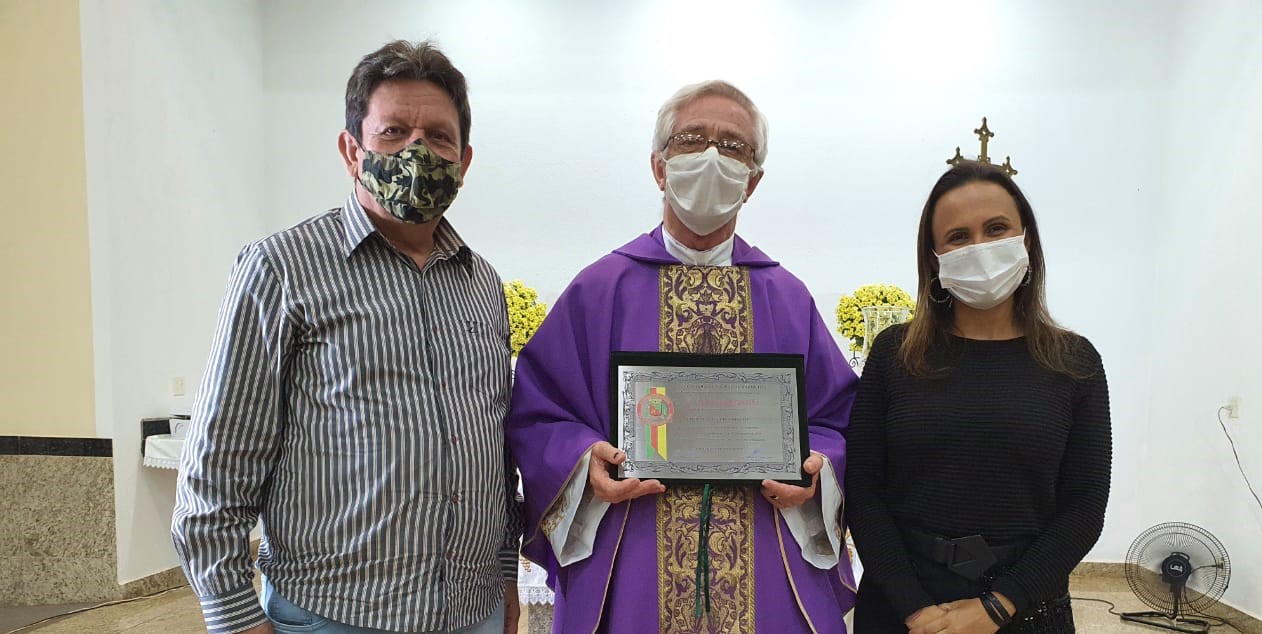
[1226,396,1240,419]
[173,377,186,397]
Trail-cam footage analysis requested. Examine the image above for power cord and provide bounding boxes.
[1216,407,1262,515]
[1181,586,1251,631]
[1071,595,1121,615]
[1185,601,1245,633]
[1,585,188,634]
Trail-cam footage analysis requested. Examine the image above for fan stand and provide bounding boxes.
[1122,552,1211,634]
[1120,612,1210,634]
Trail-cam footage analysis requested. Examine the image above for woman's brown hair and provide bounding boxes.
[898,162,1086,378]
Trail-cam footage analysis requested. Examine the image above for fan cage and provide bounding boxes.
[1124,522,1230,615]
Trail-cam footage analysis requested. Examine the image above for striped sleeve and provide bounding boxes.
[172,244,294,633]
[199,584,270,634]
[499,446,523,583]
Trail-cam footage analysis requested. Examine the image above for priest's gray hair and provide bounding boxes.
[652,80,769,169]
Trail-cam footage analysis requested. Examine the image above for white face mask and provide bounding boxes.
[935,233,1030,310]
[663,147,752,236]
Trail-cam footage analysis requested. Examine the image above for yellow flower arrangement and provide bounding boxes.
[504,279,547,356]
[835,283,915,352]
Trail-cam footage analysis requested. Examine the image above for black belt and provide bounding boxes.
[901,527,1026,581]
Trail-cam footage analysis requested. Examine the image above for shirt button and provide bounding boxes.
[451,494,461,504]
[450,435,458,445]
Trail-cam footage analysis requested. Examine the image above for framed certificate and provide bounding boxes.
[608,352,809,486]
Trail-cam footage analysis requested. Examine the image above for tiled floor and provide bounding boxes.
[0,603,94,633]
[2,575,1256,633]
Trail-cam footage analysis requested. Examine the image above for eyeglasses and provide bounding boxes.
[665,133,755,162]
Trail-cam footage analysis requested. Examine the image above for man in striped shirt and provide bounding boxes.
[173,41,521,634]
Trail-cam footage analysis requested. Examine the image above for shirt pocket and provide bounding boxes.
[448,319,510,399]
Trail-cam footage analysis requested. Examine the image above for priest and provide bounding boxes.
[506,80,858,634]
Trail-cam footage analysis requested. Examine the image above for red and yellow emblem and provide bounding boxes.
[635,387,673,460]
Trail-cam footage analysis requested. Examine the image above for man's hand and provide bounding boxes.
[240,624,275,634]
[760,452,822,509]
[588,441,664,504]
[503,583,520,634]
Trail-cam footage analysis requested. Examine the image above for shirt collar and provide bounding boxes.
[341,192,377,256]
[661,225,735,266]
[613,224,778,267]
[342,192,472,269]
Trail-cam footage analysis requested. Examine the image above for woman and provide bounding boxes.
[845,163,1111,633]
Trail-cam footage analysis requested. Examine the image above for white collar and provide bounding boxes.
[662,226,734,267]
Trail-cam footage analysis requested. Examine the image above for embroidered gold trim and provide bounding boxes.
[659,266,754,355]
[656,265,757,633]
[541,504,564,538]
[657,486,756,633]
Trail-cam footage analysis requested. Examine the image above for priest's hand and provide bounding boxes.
[760,452,822,509]
[588,441,665,504]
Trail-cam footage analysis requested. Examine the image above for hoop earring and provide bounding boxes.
[1021,266,1032,287]
[929,279,954,305]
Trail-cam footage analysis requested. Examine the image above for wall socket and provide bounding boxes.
[172,376,186,397]
[1226,396,1240,419]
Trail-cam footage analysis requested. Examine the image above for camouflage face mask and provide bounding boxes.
[357,139,463,224]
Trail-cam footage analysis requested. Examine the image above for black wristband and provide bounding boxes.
[980,592,1013,626]
[980,598,1004,625]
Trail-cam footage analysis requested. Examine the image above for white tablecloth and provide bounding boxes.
[517,557,555,605]
[516,459,555,605]
[143,434,184,469]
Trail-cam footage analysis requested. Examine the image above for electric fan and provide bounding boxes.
[1121,522,1231,633]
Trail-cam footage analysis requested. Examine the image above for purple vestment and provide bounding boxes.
[507,226,857,633]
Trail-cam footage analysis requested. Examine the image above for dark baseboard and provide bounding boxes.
[0,436,112,457]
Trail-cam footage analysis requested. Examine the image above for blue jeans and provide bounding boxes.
[260,576,505,634]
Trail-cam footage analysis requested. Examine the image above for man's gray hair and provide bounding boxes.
[651,80,769,169]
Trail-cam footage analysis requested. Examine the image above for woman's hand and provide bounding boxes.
[907,592,1014,634]
[905,604,950,632]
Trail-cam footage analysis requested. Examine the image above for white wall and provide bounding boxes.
[80,0,267,583]
[1146,0,1262,618]
[258,0,1169,560]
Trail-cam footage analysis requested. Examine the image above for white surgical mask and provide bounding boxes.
[935,233,1029,310]
[663,147,751,236]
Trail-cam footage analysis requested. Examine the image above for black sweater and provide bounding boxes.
[844,324,1111,618]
